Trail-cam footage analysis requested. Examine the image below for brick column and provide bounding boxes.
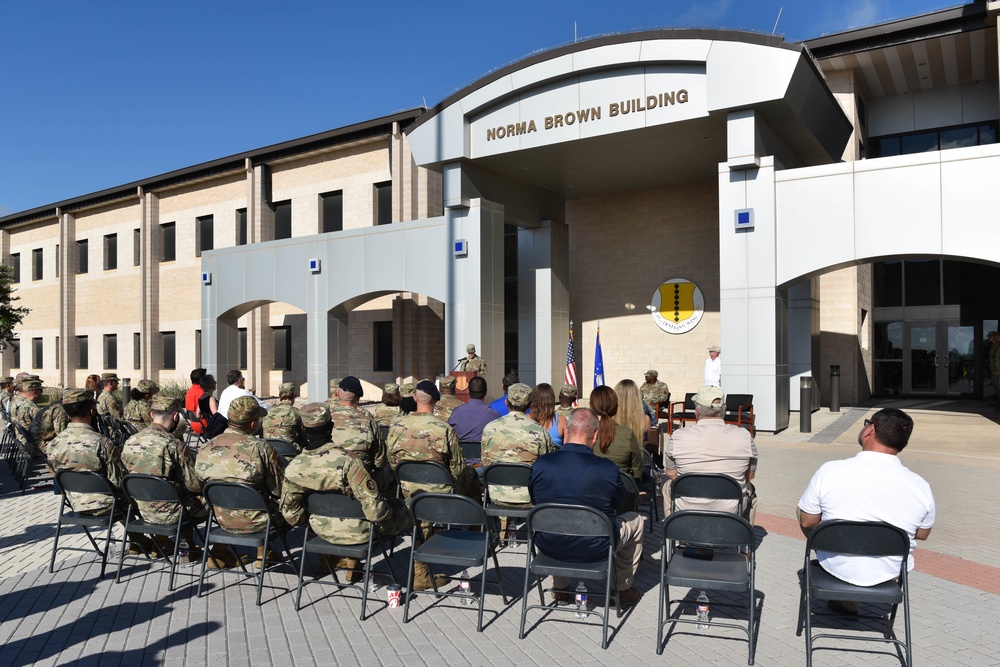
[249,164,273,395]
[140,188,160,377]
[57,210,76,387]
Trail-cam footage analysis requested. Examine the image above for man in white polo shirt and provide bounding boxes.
[797,407,935,614]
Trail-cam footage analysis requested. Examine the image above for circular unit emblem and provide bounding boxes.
[651,279,705,334]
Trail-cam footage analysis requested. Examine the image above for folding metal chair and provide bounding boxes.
[482,462,533,546]
[637,448,661,528]
[295,491,400,618]
[266,438,299,464]
[460,441,482,461]
[657,510,757,664]
[404,493,508,632]
[50,470,122,578]
[395,460,454,499]
[519,503,621,649]
[669,472,744,515]
[796,520,912,667]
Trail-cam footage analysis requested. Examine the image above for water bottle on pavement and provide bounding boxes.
[696,590,710,629]
[459,569,476,606]
[575,581,588,619]
[367,567,380,595]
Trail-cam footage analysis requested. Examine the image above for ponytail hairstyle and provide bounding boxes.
[589,385,618,454]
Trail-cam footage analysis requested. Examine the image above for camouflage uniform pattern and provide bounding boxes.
[29,402,70,454]
[0,387,13,411]
[280,446,412,545]
[194,427,286,533]
[459,355,488,373]
[433,395,463,421]
[11,394,39,432]
[327,404,388,469]
[98,391,123,420]
[46,423,124,514]
[262,403,305,451]
[121,423,204,524]
[555,406,575,420]
[373,404,400,427]
[640,379,670,406]
[387,412,480,498]
[123,398,153,429]
[481,411,554,505]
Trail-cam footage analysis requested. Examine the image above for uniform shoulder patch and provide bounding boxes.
[366,478,377,492]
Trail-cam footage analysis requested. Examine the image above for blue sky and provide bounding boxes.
[0,0,961,215]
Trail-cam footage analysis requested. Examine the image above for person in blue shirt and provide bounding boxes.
[528,407,645,608]
[488,372,519,417]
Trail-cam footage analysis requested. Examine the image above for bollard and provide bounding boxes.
[829,365,841,413]
[800,376,813,433]
[121,377,131,409]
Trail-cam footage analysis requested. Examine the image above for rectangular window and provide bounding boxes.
[274,200,292,240]
[272,326,291,371]
[9,253,20,283]
[904,259,941,307]
[238,328,248,370]
[374,181,392,225]
[195,330,202,368]
[373,321,393,372]
[133,332,141,370]
[197,214,214,256]
[32,338,42,369]
[55,336,60,369]
[133,228,141,266]
[77,336,88,369]
[11,339,19,369]
[77,240,88,274]
[32,248,43,281]
[162,331,176,370]
[55,244,60,277]
[104,334,117,369]
[104,234,117,271]
[161,222,176,262]
[237,208,248,246]
[320,190,344,233]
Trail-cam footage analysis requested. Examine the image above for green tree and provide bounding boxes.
[0,263,29,350]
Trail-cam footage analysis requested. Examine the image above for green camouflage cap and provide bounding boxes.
[0,376,13,384]
[62,388,94,405]
[645,370,659,378]
[559,384,578,397]
[507,383,532,408]
[227,396,261,425]
[400,382,416,397]
[21,377,43,391]
[151,394,182,412]
[440,376,456,387]
[136,379,159,394]
[299,402,331,428]
[14,372,30,381]
[278,382,296,397]
[101,372,120,382]
[383,383,399,394]
[328,378,342,393]
[466,343,476,353]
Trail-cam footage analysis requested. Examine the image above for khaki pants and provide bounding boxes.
[553,511,645,592]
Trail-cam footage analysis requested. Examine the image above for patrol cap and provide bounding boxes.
[151,394,182,412]
[101,372,120,382]
[466,343,476,353]
[559,384,578,398]
[62,388,94,405]
[339,376,364,398]
[14,372,30,381]
[227,396,261,425]
[329,378,342,393]
[694,386,724,408]
[136,379,159,394]
[415,379,440,401]
[278,382,296,397]
[0,376,13,384]
[400,382,416,397]
[708,345,721,353]
[645,370,659,378]
[21,377,43,391]
[507,383,532,408]
[440,376,456,388]
[299,402,331,428]
[383,383,399,394]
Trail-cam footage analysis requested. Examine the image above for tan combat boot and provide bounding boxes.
[411,561,448,591]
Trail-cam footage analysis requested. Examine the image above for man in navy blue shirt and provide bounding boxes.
[488,372,519,417]
[449,376,500,442]
[529,408,645,607]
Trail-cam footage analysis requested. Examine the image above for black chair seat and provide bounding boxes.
[806,561,903,604]
[666,551,750,591]
[123,516,190,537]
[207,526,272,548]
[416,530,489,567]
[528,552,609,579]
[303,534,370,559]
[484,502,530,519]
[60,511,116,528]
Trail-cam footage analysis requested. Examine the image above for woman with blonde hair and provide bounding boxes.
[529,382,567,447]
[589,385,643,479]
[614,379,651,453]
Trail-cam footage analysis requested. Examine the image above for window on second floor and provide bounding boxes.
[32,248,42,281]
[374,181,392,225]
[9,254,20,283]
[237,208,248,246]
[321,190,343,233]
[161,222,176,262]
[274,200,292,240]
[197,215,214,256]
[77,241,88,274]
[104,234,117,271]
[869,121,999,158]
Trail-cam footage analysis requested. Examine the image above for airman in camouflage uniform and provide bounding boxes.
[328,378,342,401]
[481,383,554,506]
[262,382,305,451]
[433,376,464,421]
[121,394,205,525]
[556,384,577,421]
[459,343,488,374]
[400,382,415,398]
[123,379,159,430]
[374,383,401,427]
[0,376,14,411]
[327,377,388,473]
[640,370,670,406]
[97,373,122,420]
[11,375,43,433]
[194,396,285,534]
[29,398,69,455]
[46,389,125,515]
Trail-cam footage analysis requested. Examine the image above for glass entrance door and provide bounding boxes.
[905,321,974,395]
[907,324,937,393]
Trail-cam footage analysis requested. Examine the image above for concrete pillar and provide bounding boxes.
[249,164,273,395]
[788,279,819,410]
[517,220,570,388]
[57,210,76,387]
[140,189,160,377]
[307,308,347,402]
[719,110,787,431]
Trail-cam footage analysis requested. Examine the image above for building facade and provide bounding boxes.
[3,3,999,431]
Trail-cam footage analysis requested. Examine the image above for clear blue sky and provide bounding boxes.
[0,0,962,215]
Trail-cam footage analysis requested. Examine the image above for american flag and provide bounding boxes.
[565,322,578,405]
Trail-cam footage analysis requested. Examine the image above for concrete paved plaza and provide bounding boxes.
[0,400,997,666]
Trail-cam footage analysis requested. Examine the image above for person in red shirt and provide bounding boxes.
[185,368,207,434]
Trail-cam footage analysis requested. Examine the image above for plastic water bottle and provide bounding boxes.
[575,581,588,619]
[367,569,380,595]
[459,569,476,606]
[696,590,710,629]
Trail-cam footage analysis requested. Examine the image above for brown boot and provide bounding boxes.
[411,561,448,591]
[205,545,238,569]
[341,557,364,583]
[254,546,282,569]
